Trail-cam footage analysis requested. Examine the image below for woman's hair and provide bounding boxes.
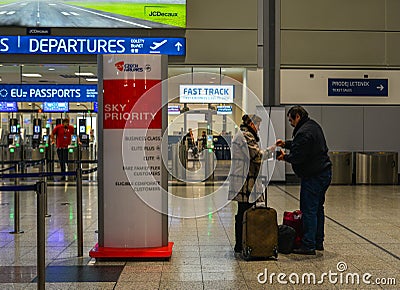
[242,114,262,125]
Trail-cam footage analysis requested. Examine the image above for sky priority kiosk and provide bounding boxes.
[89,54,172,259]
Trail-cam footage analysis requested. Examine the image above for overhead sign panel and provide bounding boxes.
[328,78,388,97]
[168,105,181,114]
[0,84,97,102]
[43,102,69,112]
[179,85,234,103]
[0,102,18,112]
[0,1,186,28]
[0,36,186,56]
[217,105,232,115]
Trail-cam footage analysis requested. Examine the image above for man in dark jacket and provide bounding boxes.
[276,106,332,255]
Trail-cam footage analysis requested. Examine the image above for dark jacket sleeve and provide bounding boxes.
[283,131,311,165]
[284,140,292,150]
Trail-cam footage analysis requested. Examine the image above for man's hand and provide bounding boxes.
[276,139,285,147]
[277,149,285,161]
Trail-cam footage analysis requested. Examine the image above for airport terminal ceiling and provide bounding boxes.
[0,64,245,110]
[0,63,245,87]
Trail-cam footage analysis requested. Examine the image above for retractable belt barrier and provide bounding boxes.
[0,162,98,278]
[0,181,46,290]
[0,165,16,172]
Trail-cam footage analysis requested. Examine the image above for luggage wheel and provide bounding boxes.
[242,247,252,260]
[273,246,278,259]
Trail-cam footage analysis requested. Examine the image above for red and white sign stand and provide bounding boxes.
[89,54,172,259]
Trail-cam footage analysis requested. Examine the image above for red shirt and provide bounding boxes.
[52,124,74,148]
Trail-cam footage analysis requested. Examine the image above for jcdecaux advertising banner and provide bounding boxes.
[0,84,97,102]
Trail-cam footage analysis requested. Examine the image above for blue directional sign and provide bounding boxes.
[0,36,185,56]
[0,84,98,102]
[328,78,388,97]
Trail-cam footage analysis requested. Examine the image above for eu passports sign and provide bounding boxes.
[0,84,98,102]
[0,36,185,56]
[328,78,388,97]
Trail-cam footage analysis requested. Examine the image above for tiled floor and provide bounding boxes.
[0,176,399,289]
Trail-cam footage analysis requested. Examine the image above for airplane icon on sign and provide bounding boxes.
[150,40,167,50]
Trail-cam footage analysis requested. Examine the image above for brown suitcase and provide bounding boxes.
[242,205,279,260]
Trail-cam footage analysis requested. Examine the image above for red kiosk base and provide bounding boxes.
[89,242,174,259]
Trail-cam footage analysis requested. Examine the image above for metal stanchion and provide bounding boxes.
[10,163,24,234]
[36,180,46,290]
[1,146,4,169]
[76,167,83,257]
[20,160,26,181]
[40,160,51,217]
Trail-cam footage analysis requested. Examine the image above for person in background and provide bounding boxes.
[184,128,198,157]
[89,128,95,143]
[185,128,195,148]
[198,130,207,151]
[229,114,273,254]
[276,105,332,255]
[50,118,80,181]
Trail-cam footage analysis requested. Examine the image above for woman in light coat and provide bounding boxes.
[228,114,271,253]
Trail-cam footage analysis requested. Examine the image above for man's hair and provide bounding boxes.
[62,118,69,124]
[287,105,308,120]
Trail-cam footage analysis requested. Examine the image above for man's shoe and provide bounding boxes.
[316,245,324,251]
[293,247,316,255]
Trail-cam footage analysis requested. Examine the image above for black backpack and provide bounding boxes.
[278,225,296,254]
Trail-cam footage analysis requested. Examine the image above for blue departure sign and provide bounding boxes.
[0,84,97,102]
[0,36,185,56]
[328,78,388,97]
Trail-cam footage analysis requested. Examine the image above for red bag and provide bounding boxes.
[283,210,303,249]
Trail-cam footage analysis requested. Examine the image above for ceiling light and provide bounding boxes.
[85,78,98,82]
[75,72,94,76]
[22,73,42,77]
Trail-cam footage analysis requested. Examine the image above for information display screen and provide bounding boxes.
[0,1,186,28]
[217,105,232,115]
[0,102,18,112]
[168,105,180,114]
[43,102,69,112]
